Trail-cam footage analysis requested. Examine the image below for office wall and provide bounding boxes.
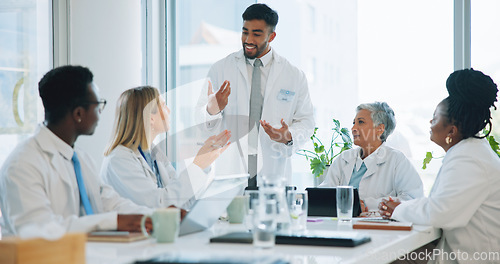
[69,0,143,167]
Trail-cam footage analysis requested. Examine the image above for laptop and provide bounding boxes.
[306,187,362,217]
[178,174,248,236]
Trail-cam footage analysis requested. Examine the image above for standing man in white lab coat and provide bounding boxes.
[198,3,315,186]
[0,65,152,237]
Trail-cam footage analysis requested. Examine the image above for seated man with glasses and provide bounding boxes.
[0,65,153,237]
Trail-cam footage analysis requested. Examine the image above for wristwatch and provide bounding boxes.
[285,139,293,146]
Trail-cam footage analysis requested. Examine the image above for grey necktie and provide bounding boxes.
[248,58,263,186]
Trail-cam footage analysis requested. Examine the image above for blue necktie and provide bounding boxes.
[72,152,94,215]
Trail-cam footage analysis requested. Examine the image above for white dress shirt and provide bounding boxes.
[246,48,273,95]
[246,50,273,155]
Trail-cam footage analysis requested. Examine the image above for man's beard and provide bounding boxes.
[243,43,265,59]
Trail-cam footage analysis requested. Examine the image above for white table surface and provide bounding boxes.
[86,217,441,264]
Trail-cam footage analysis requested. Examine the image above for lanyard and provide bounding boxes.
[138,146,163,188]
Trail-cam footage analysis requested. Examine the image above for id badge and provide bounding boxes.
[277,89,295,102]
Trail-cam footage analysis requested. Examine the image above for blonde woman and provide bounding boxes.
[100,86,230,209]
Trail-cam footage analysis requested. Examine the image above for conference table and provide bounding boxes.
[86,217,441,264]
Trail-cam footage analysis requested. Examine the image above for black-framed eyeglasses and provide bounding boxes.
[81,99,107,112]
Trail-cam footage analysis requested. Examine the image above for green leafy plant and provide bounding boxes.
[422,152,443,170]
[298,119,353,177]
[422,129,500,169]
[487,133,500,158]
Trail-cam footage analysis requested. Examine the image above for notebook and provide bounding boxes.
[178,174,248,236]
[87,231,148,242]
[353,219,413,231]
[210,230,371,247]
[306,187,362,217]
[135,251,287,264]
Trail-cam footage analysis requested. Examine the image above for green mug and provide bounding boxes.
[141,208,180,243]
[227,195,249,224]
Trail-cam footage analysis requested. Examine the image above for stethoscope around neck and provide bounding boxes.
[137,145,163,188]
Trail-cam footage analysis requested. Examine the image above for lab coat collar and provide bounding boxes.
[343,143,388,180]
[34,124,76,190]
[35,124,74,161]
[130,146,156,176]
[235,50,250,88]
[246,48,273,68]
[363,143,389,179]
[442,137,480,161]
[234,48,285,111]
[235,48,283,65]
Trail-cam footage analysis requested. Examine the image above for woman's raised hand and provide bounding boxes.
[193,130,231,169]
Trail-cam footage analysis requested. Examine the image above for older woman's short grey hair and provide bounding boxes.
[356,102,396,142]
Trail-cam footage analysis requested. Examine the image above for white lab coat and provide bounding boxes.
[393,138,500,264]
[0,125,152,237]
[320,143,424,210]
[197,49,315,183]
[100,145,213,209]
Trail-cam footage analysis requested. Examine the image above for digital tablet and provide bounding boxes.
[306,187,362,217]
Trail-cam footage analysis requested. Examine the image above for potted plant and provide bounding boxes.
[298,119,353,184]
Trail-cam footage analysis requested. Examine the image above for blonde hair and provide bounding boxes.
[104,86,163,156]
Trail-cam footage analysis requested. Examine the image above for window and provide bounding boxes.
[471,0,500,139]
[0,0,52,169]
[165,0,254,168]
[162,1,470,193]
[0,0,51,238]
[356,0,452,193]
[260,0,452,192]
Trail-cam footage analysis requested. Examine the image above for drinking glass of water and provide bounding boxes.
[243,190,259,230]
[336,186,353,222]
[252,198,277,248]
[288,191,308,233]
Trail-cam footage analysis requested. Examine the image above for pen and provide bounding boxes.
[358,218,398,223]
[197,142,224,148]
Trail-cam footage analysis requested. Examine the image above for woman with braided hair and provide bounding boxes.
[380,69,500,263]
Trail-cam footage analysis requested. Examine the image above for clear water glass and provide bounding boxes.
[243,190,259,230]
[288,191,308,232]
[336,186,353,222]
[252,198,277,248]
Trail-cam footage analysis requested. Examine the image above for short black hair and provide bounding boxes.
[38,65,94,124]
[444,68,498,139]
[242,3,279,32]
